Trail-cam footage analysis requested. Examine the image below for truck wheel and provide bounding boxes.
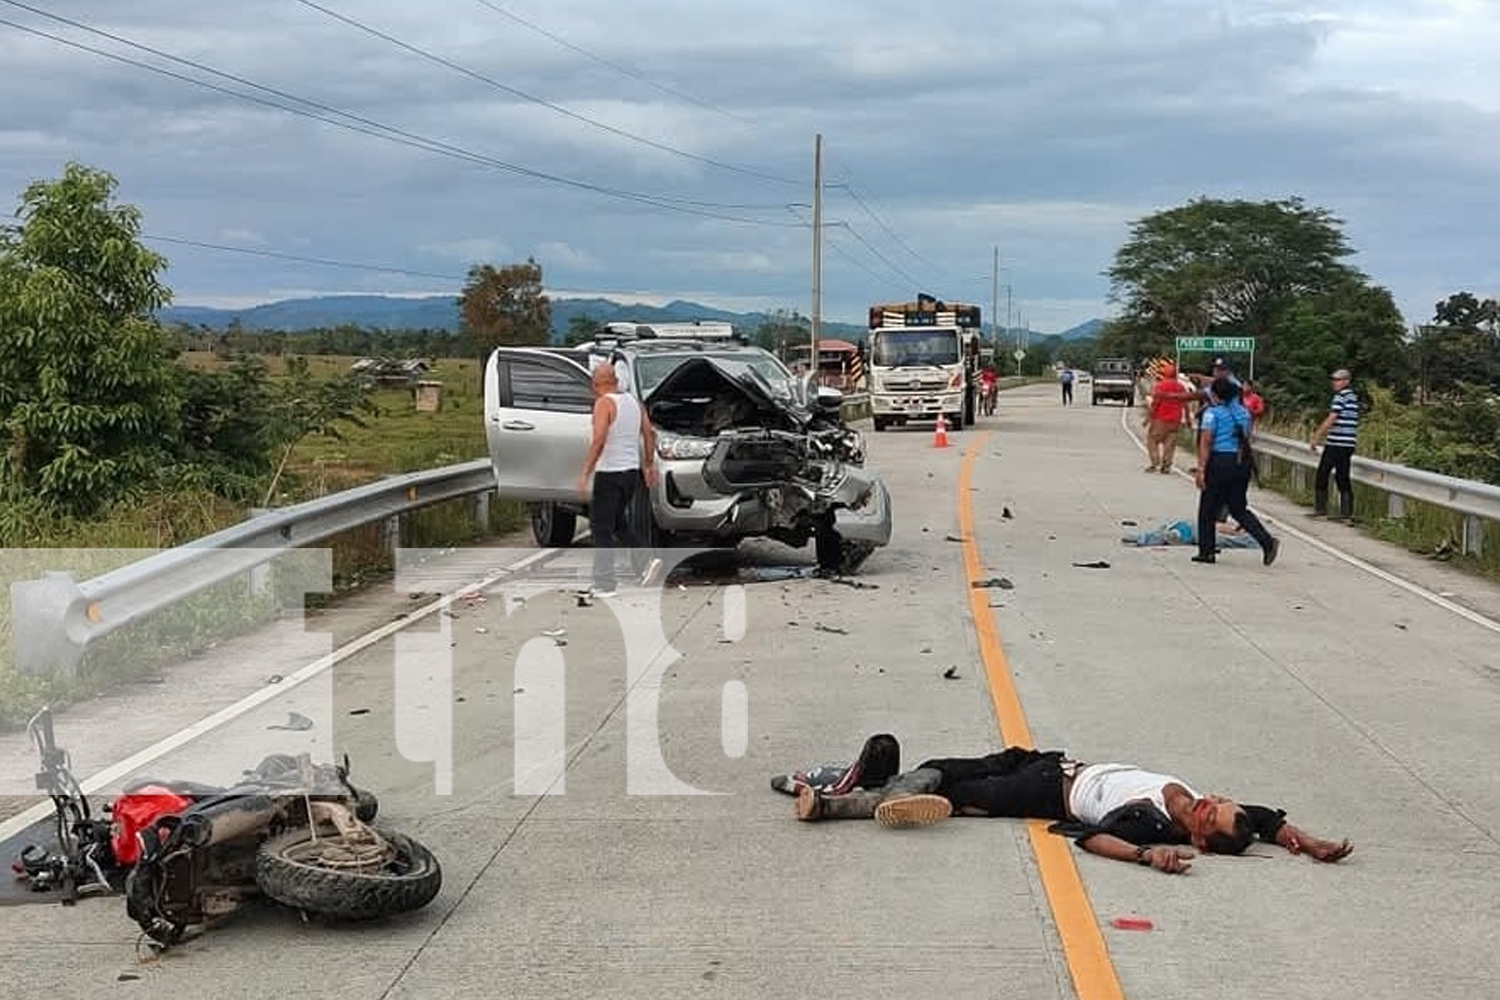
[873,417,888,432]
[530,503,577,547]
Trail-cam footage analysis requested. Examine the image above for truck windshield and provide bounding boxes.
[871,330,960,367]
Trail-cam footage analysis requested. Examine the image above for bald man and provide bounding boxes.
[578,363,662,596]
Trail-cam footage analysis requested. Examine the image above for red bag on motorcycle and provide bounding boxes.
[110,787,194,865]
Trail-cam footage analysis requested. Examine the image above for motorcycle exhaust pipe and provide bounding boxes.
[182,794,279,848]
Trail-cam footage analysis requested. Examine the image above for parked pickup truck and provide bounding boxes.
[1090,358,1136,406]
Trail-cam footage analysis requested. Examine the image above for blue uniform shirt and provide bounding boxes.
[1201,400,1253,453]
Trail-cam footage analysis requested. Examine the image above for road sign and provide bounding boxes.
[1013,349,1026,361]
[1175,336,1254,353]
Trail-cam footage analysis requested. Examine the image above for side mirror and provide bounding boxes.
[814,386,844,412]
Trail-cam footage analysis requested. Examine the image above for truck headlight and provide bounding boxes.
[656,432,716,460]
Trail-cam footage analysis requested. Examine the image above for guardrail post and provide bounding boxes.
[246,508,273,595]
[9,571,88,679]
[1463,515,1484,557]
[473,489,491,532]
[1290,464,1306,492]
[1387,494,1405,520]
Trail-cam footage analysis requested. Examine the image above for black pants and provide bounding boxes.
[1197,452,1273,557]
[917,748,1069,819]
[1314,445,1355,516]
[1061,382,1073,405]
[590,470,646,589]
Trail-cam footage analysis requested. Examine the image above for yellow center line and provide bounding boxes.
[958,432,1126,1000]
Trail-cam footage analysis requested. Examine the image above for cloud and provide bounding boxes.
[1,0,1496,334]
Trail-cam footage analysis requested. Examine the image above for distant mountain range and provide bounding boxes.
[158,294,1104,343]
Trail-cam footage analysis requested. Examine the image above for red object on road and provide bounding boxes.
[1110,917,1155,931]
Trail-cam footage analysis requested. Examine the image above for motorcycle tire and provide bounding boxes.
[255,827,441,922]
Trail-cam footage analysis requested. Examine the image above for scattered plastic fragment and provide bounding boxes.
[1111,917,1154,931]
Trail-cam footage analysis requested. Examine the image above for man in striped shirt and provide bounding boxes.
[1308,368,1360,521]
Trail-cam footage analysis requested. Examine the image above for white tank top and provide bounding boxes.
[596,391,642,472]
[1068,763,1198,826]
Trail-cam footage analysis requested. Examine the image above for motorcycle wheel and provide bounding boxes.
[255,827,441,921]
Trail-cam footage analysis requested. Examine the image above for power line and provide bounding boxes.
[471,0,758,127]
[143,234,468,281]
[786,206,897,286]
[0,6,803,227]
[143,232,807,304]
[293,0,797,185]
[834,221,929,290]
[826,180,944,274]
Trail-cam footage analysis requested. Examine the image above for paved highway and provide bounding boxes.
[2,382,1499,1000]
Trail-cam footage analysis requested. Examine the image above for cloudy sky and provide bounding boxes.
[3,0,1496,333]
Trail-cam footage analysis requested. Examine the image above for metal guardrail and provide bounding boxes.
[10,460,496,678]
[1251,431,1500,554]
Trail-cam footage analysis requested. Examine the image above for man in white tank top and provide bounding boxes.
[794,737,1352,874]
[579,362,662,596]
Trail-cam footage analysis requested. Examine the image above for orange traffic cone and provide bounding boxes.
[933,414,949,448]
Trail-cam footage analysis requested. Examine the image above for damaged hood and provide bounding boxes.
[644,355,809,430]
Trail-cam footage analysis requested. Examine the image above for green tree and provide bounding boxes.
[0,162,181,513]
[1107,196,1360,345]
[564,314,602,346]
[1415,292,1500,398]
[753,308,810,359]
[1265,278,1414,412]
[458,257,551,353]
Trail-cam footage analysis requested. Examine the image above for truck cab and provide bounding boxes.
[1090,358,1137,406]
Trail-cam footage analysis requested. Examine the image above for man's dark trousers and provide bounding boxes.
[1314,445,1355,518]
[1197,453,1273,558]
[590,470,645,590]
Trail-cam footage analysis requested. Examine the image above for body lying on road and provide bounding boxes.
[780,735,1352,875]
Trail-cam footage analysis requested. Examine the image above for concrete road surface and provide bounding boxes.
[2,382,1498,1000]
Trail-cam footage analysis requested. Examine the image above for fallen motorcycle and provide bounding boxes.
[15,707,442,948]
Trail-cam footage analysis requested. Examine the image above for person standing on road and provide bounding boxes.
[1142,362,1192,474]
[790,735,1353,876]
[1192,378,1279,565]
[577,362,663,597]
[1059,366,1075,405]
[1308,368,1360,522]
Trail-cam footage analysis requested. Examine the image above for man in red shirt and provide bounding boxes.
[1143,363,1192,473]
[1242,380,1265,422]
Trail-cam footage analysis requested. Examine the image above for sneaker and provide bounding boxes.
[1159,466,1173,474]
[874,794,953,829]
[639,557,664,587]
[1191,553,1216,564]
[1263,537,1280,566]
[796,785,824,821]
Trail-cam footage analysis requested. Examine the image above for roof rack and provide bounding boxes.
[602,320,740,341]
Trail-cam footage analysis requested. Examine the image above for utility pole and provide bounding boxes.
[810,133,823,368]
[991,246,999,352]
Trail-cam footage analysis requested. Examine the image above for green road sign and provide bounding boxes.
[1175,336,1255,352]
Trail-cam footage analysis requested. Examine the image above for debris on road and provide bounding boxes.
[475,626,489,634]
[349,708,371,716]
[1111,917,1154,931]
[942,666,960,680]
[972,577,1014,590]
[944,534,967,543]
[267,711,314,732]
[265,674,283,685]
[542,628,566,638]
[813,623,849,635]
[1002,506,1014,519]
[1072,561,1111,569]
[824,576,879,590]
[1120,519,1138,527]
